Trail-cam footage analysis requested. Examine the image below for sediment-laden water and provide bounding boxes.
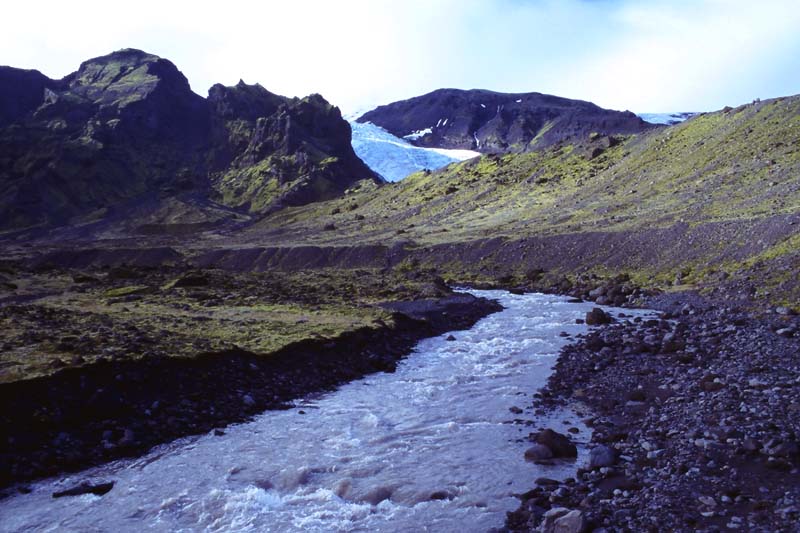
[0,291,651,532]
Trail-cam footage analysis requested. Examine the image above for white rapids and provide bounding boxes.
[0,290,653,532]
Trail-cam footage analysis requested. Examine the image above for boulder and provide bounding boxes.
[52,481,114,498]
[540,507,586,533]
[531,429,577,458]
[585,308,612,326]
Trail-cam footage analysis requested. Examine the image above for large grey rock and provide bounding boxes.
[52,481,114,498]
[585,308,612,326]
[540,507,586,533]
[531,429,578,458]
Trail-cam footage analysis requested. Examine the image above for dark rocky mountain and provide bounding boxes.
[358,88,655,153]
[0,49,379,233]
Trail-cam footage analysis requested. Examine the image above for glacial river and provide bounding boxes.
[0,290,651,532]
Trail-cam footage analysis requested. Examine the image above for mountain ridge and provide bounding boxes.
[0,49,379,233]
[357,88,655,153]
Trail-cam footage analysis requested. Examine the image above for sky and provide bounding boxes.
[3,0,800,114]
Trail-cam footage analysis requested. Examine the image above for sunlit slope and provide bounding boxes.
[246,95,800,246]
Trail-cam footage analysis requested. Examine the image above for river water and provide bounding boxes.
[0,290,651,532]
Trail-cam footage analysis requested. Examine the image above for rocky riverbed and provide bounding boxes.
[504,292,800,532]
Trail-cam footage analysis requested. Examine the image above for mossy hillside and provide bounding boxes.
[249,95,799,245]
[239,95,800,304]
[243,137,629,246]
[0,267,451,384]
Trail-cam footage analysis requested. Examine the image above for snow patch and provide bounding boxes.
[480,103,486,109]
[403,127,433,141]
[515,99,522,103]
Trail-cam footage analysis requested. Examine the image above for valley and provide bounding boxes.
[1,47,799,533]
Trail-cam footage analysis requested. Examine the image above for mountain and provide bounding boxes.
[357,88,655,153]
[349,120,479,182]
[0,49,379,233]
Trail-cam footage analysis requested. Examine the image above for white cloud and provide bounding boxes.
[2,0,799,113]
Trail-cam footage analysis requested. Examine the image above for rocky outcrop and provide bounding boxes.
[0,49,379,232]
[0,67,61,128]
[209,85,379,212]
[357,88,654,153]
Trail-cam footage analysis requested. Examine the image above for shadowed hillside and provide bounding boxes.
[0,49,379,234]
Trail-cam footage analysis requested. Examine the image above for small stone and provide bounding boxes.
[698,495,716,507]
[445,334,456,341]
[589,445,616,468]
[742,437,761,452]
[118,428,136,447]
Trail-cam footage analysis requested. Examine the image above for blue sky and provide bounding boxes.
[3,0,800,113]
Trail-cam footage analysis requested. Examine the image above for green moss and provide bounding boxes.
[103,285,152,298]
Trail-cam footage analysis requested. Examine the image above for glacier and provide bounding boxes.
[638,112,698,125]
[350,121,480,182]
[350,110,700,182]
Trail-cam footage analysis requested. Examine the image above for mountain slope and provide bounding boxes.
[357,88,655,153]
[244,95,800,303]
[0,49,379,233]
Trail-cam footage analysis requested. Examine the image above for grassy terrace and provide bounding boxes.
[0,267,449,384]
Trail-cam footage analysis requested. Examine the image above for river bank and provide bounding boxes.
[1,290,603,532]
[0,266,501,494]
[505,291,800,532]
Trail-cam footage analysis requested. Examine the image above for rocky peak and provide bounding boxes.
[65,49,194,108]
[207,81,289,121]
